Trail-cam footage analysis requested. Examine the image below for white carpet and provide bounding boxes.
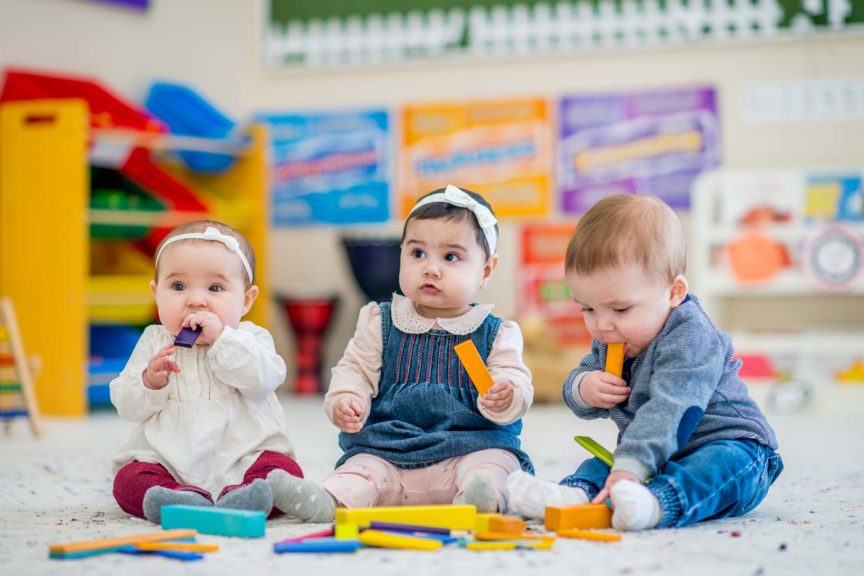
[1,389,863,576]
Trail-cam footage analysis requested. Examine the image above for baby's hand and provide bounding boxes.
[143,343,180,390]
[183,311,224,345]
[580,370,630,409]
[478,379,515,413]
[592,470,639,504]
[333,395,364,433]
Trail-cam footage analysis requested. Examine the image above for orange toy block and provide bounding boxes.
[605,342,625,378]
[545,504,612,531]
[454,339,494,394]
[557,529,621,542]
[487,515,527,534]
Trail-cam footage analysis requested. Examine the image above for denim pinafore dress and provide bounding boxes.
[336,301,533,473]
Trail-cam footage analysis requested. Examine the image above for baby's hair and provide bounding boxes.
[565,194,686,283]
[402,188,498,259]
[154,220,256,287]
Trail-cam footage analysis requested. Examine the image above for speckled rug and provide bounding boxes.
[2,391,862,576]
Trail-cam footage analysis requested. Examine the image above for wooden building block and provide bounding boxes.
[487,515,528,534]
[358,530,443,551]
[161,505,265,538]
[605,342,625,377]
[474,513,501,533]
[557,529,621,542]
[545,504,612,531]
[49,528,196,556]
[454,339,494,394]
[334,524,359,540]
[334,504,476,530]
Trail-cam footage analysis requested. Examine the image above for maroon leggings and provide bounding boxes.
[113,450,303,520]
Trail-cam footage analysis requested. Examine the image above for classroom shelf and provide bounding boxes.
[0,99,272,415]
[689,169,864,390]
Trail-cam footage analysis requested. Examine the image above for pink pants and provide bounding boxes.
[321,449,520,511]
[113,450,303,520]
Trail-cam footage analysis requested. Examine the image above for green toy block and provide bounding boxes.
[574,436,615,467]
[161,505,266,538]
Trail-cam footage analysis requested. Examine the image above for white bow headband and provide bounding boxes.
[155,226,254,284]
[409,185,498,254]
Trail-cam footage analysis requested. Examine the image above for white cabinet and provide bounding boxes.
[688,169,864,401]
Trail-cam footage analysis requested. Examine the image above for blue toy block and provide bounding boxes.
[161,505,265,538]
[273,539,360,554]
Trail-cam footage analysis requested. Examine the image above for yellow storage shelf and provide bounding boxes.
[1,101,272,415]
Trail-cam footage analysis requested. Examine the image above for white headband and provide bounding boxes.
[409,185,498,255]
[155,226,254,284]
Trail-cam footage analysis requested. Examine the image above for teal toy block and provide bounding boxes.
[161,505,266,538]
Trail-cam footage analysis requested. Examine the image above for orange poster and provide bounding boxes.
[399,98,552,218]
[519,223,591,345]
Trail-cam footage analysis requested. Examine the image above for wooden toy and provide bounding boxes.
[368,521,450,535]
[574,435,615,467]
[545,503,612,531]
[135,541,219,552]
[118,545,203,561]
[334,504,476,530]
[174,326,201,347]
[48,528,196,559]
[0,297,42,436]
[475,532,555,543]
[487,515,527,534]
[556,529,621,542]
[161,505,266,538]
[274,527,335,544]
[334,524,359,540]
[464,539,553,551]
[474,513,500,533]
[604,342,625,377]
[454,339,494,394]
[358,529,443,551]
[273,539,361,554]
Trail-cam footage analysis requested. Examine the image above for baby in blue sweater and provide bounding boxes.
[507,194,783,531]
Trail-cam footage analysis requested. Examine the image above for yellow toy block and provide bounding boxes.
[334,524,359,540]
[358,530,442,551]
[545,504,612,531]
[465,540,554,551]
[335,505,476,530]
[474,513,501,533]
[454,340,494,394]
[487,515,527,534]
[475,532,555,543]
[557,529,621,542]
[605,342,625,378]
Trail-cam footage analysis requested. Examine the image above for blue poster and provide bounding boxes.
[257,110,391,226]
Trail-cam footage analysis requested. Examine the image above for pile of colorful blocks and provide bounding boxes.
[48,502,621,561]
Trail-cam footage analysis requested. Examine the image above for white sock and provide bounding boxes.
[457,476,500,513]
[505,470,588,519]
[610,480,661,531]
[267,470,336,523]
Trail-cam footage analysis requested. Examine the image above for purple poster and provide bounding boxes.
[558,86,720,213]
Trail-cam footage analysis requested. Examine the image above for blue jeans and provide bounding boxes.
[560,439,783,528]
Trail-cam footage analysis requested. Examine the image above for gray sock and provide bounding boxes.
[457,476,500,513]
[267,469,335,523]
[216,478,273,514]
[142,486,212,524]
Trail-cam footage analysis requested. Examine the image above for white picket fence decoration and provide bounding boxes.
[263,0,858,69]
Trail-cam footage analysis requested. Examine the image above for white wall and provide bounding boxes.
[3,0,863,384]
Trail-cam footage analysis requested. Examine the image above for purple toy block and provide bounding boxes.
[174,326,201,348]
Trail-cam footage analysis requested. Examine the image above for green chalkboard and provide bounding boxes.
[269,0,864,29]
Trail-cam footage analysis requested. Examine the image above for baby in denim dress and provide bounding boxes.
[269,185,534,521]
